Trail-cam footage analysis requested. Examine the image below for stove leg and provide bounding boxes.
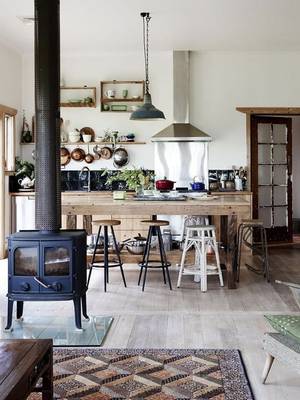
[5,299,14,330]
[81,294,89,320]
[73,297,82,330]
[16,301,24,319]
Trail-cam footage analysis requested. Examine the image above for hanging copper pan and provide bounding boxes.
[71,147,85,161]
[60,147,70,166]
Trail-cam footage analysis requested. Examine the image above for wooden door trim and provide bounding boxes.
[251,115,292,243]
[237,107,300,115]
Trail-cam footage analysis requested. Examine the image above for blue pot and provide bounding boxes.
[190,182,205,191]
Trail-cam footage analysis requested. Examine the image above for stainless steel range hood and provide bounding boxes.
[152,51,211,142]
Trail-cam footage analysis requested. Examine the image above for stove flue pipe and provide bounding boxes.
[34,0,61,231]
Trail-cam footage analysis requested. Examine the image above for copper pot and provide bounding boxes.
[60,147,70,166]
[71,147,85,161]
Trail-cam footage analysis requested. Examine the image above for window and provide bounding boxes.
[0,105,17,173]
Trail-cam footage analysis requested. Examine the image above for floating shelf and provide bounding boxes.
[100,80,144,112]
[21,141,147,146]
[60,86,96,108]
[101,98,142,103]
[61,141,146,146]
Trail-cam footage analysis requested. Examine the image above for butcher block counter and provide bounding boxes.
[10,191,252,289]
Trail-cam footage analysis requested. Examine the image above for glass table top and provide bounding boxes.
[0,315,113,346]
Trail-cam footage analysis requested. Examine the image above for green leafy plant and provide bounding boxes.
[15,157,35,179]
[102,167,155,191]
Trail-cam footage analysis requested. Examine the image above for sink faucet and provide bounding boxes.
[79,166,91,192]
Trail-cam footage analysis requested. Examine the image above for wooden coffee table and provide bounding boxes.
[0,339,53,400]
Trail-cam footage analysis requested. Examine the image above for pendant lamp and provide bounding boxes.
[130,12,165,120]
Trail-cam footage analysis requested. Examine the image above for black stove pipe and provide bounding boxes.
[34,0,61,231]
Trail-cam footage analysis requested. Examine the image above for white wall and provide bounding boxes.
[0,41,22,133]
[21,51,173,170]
[0,41,22,241]
[190,51,300,169]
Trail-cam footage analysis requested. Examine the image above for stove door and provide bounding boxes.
[10,242,40,293]
[39,241,72,293]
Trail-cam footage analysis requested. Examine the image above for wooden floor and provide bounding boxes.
[0,248,300,399]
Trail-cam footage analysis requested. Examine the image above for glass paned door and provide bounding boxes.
[252,116,292,242]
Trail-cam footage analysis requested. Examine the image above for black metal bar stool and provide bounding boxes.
[138,220,172,291]
[236,219,270,282]
[87,219,127,292]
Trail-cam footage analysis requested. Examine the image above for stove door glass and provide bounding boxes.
[14,247,38,276]
[44,246,70,276]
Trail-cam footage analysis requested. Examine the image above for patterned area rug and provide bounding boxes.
[30,348,254,399]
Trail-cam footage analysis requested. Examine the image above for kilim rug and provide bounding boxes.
[29,348,254,399]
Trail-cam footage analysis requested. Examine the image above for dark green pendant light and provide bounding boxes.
[130,12,165,120]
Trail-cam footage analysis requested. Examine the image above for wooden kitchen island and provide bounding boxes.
[62,194,251,289]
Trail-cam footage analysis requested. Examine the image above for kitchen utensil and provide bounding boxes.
[100,146,113,160]
[60,147,70,166]
[18,176,35,189]
[124,233,147,255]
[209,181,219,191]
[105,90,115,98]
[225,180,235,190]
[113,147,129,168]
[68,131,80,143]
[155,178,175,191]
[80,127,95,140]
[84,145,94,164]
[71,147,85,161]
[93,145,101,160]
[82,134,92,143]
[190,182,205,191]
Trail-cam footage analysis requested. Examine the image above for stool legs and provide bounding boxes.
[200,230,207,292]
[88,223,126,292]
[138,227,152,286]
[236,223,270,282]
[141,226,152,291]
[111,226,127,288]
[103,226,109,292]
[157,227,172,290]
[139,225,172,291]
[212,229,224,287]
[87,225,102,288]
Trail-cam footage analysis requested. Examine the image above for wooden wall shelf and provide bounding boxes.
[61,141,146,146]
[60,86,96,108]
[100,80,144,112]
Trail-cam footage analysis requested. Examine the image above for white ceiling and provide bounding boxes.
[1,0,300,54]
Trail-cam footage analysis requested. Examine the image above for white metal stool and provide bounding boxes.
[177,225,224,292]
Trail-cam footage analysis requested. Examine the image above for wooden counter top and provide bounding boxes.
[61,195,251,216]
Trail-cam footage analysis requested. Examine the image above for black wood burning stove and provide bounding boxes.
[5,0,88,330]
[6,230,87,330]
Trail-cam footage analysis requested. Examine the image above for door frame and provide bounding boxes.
[251,115,292,242]
[237,107,300,243]
[0,104,17,259]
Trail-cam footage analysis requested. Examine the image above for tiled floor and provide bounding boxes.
[0,248,299,399]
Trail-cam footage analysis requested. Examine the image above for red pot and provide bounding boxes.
[155,179,175,191]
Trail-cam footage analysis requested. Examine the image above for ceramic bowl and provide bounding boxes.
[82,134,92,143]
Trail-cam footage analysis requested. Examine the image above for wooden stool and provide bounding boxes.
[87,219,126,292]
[177,225,224,292]
[236,219,270,282]
[138,220,172,291]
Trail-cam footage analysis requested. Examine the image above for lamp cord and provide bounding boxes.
[142,13,151,94]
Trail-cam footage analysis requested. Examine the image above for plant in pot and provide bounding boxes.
[102,167,155,193]
[15,157,35,190]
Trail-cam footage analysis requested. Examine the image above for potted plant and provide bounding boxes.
[102,167,155,193]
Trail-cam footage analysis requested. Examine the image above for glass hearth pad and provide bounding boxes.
[0,315,113,346]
